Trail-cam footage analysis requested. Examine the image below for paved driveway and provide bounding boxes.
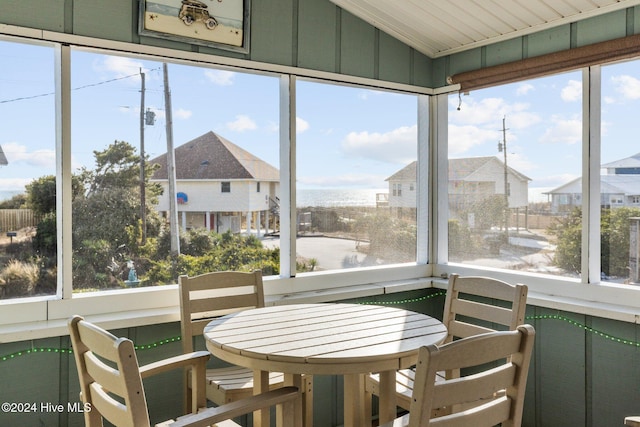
[261,236,370,270]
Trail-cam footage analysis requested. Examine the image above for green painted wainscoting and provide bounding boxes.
[2,288,640,426]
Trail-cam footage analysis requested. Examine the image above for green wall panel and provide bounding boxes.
[589,317,640,427]
[412,50,433,88]
[339,10,375,79]
[73,0,135,43]
[576,9,627,47]
[485,37,523,68]
[527,25,572,59]
[447,47,483,82]
[297,0,338,72]
[536,309,587,427]
[0,0,66,33]
[250,0,295,66]
[378,31,412,84]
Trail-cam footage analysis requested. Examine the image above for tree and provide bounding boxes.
[549,207,640,277]
[26,175,57,216]
[72,141,162,289]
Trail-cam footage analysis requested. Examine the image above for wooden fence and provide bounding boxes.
[0,209,41,232]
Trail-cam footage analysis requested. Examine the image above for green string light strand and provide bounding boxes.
[0,336,182,362]
[2,300,640,362]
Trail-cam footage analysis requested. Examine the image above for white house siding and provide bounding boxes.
[154,180,278,212]
[389,180,417,208]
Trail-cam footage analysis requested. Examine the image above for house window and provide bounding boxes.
[257,182,261,192]
[221,182,231,193]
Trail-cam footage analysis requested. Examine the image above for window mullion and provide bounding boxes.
[582,66,602,284]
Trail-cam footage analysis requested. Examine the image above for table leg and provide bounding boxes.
[378,370,397,424]
[254,370,270,427]
[279,373,303,427]
[343,374,366,427]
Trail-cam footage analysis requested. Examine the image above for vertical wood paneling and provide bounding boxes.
[73,0,134,42]
[298,0,339,72]
[537,308,587,426]
[339,10,376,79]
[0,0,66,32]
[527,24,572,58]
[250,0,295,66]
[379,31,412,84]
[485,37,523,68]
[590,317,640,427]
[576,9,627,47]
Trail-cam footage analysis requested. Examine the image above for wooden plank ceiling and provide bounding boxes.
[329,0,640,58]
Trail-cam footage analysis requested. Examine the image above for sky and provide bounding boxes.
[2,38,640,202]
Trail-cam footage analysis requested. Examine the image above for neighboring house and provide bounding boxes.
[547,152,640,212]
[386,157,530,212]
[150,131,279,235]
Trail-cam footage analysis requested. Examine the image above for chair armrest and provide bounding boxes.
[166,386,300,427]
[140,350,210,414]
[626,416,640,427]
[139,351,210,379]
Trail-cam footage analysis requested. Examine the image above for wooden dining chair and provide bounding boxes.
[366,273,528,412]
[68,315,299,427]
[625,416,640,426]
[378,324,535,427]
[179,270,313,425]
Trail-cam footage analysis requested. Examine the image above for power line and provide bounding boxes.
[0,71,145,105]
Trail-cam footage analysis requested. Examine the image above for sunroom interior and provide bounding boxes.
[2,1,640,426]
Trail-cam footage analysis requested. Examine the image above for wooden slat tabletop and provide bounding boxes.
[204,303,447,374]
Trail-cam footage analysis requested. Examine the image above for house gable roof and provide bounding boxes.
[150,131,279,181]
[602,152,640,169]
[548,175,640,195]
[385,156,531,182]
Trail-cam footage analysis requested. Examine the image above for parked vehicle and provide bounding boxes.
[178,0,218,29]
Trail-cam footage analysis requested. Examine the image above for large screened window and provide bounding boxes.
[0,40,57,299]
[70,50,281,291]
[448,71,582,279]
[601,59,640,286]
[292,80,418,272]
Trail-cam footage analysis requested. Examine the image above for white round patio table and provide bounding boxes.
[203,303,447,427]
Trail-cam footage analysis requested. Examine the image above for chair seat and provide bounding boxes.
[187,366,285,403]
[367,368,446,411]
[191,366,312,407]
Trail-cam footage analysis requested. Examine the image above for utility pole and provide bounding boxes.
[139,69,147,244]
[163,63,180,256]
[498,116,509,241]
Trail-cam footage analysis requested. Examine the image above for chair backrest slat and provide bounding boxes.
[179,270,265,353]
[442,274,528,344]
[68,315,150,427]
[409,325,535,427]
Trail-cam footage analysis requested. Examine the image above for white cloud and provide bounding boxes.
[516,83,534,96]
[0,178,31,191]
[2,142,56,168]
[611,74,640,100]
[174,108,192,119]
[448,125,500,155]
[341,125,416,164]
[452,96,539,129]
[98,56,145,83]
[296,117,309,133]
[227,115,257,132]
[561,80,581,102]
[539,115,582,144]
[204,70,235,86]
